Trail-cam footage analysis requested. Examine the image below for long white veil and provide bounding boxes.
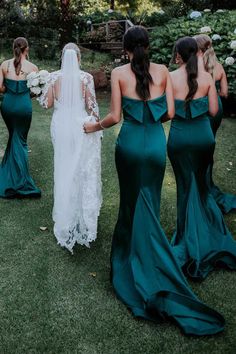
[53,49,85,245]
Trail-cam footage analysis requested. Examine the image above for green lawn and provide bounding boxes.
[0,94,236,354]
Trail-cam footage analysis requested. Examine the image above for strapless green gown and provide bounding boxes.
[0,79,41,198]
[207,80,236,213]
[111,95,224,336]
[168,97,236,279]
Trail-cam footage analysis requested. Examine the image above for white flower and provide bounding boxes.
[26,72,40,88]
[212,34,221,41]
[39,69,49,74]
[200,26,211,33]
[230,40,236,50]
[27,72,37,80]
[157,9,165,14]
[30,86,41,95]
[31,78,40,87]
[216,9,224,13]
[107,9,113,14]
[39,70,49,84]
[225,56,235,65]
[204,9,211,12]
[190,11,202,19]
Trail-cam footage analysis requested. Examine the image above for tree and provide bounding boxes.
[110,0,115,10]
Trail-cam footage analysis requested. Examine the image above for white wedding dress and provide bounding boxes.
[40,49,102,252]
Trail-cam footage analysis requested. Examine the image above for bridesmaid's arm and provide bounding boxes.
[0,63,6,93]
[219,64,228,98]
[208,78,219,117]
[165,69,175,120]
[84,68,122,133]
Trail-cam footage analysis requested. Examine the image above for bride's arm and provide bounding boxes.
[45,85,54,108]
[38,72,60,108]
[84,68,122,133]
[85,73,99,120]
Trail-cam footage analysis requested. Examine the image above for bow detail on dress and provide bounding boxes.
[122,94,167,123]
[175,97,209,119]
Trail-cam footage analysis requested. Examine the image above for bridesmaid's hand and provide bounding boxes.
[83,121,101,134]
[0,85,6,93]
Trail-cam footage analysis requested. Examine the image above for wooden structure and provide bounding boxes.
[82,19,134,56]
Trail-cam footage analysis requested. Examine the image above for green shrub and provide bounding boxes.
[150,10,236,99]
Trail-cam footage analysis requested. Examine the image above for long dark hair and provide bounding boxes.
[172,37,198,102]
[123,26,153,101]
[13,37,28,76]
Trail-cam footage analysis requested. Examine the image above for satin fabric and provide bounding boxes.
[111,95,224,335]
[168,97,236,279]
[207,80,236,213]
[0,79,41,198]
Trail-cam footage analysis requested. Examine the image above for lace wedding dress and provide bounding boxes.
[40,49,102,252]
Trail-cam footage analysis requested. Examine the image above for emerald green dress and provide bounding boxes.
[207,80,236,213]
[168,97,236,279]
[0,79,41,198]
[111,95,225,336]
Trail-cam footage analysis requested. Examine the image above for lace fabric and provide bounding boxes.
[40,65,102,253]
[38,70,100,120]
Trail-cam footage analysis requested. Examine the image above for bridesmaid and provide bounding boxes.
[0,37,41,198]
[167,36,236,280]
[194,34,236,213]
[84,27,224,336]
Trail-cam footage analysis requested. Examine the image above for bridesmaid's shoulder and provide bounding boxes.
[169,68,179,78]
[25,59,38,72]
[150,62,168,72]
[111,64,129,80]
[0,59,11,71]
[112,64,129,73]
[215,62,225,76]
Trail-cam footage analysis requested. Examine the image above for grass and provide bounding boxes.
[0,94,236,354]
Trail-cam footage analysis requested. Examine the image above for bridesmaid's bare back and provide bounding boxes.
[1,58,38,81]
[116,62,169,100]
[170,67,213,100]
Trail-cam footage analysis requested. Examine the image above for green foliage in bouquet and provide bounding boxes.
[150,10,236,99]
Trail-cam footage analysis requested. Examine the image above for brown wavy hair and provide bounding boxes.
[13,37,28,76]
[123,26,153,101]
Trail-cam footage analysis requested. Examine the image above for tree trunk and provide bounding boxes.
[110,0,115,10]
[60,0,72,48]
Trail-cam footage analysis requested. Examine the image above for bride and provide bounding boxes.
[40,43,102,253]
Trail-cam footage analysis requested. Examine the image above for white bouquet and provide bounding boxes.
[27,70,50,96]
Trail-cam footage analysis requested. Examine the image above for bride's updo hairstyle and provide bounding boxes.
[62,43,81,63]
[194,34,217,79]
[123,26,153,101]
[13,37,28,76]
[172,36,198,102]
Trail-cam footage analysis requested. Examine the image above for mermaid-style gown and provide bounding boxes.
[0,79,41,198]
[111,95,225,336]
[207,80,236,213]
[168,97,236,279]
